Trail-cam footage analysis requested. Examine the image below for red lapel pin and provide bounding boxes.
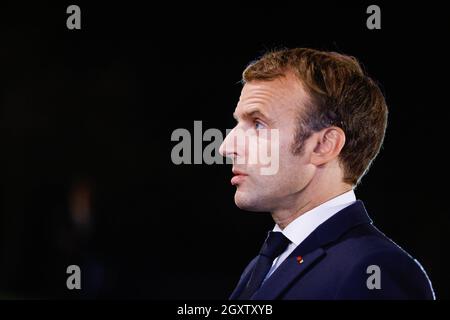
[296,256,304,264]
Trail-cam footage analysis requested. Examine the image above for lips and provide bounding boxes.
[231,168,248,185]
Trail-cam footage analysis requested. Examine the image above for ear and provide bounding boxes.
[310,126,346,166]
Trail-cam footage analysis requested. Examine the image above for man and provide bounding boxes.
[219,48,434,300]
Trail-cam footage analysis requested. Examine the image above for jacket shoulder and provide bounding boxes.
[329,223,435,299]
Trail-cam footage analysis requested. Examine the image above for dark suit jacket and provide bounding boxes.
[229,200,435,300]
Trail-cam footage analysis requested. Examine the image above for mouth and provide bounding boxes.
[231,169,248,186]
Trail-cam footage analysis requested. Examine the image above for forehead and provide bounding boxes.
[235,74,308,118]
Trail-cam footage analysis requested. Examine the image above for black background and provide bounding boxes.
[0,2,448,299]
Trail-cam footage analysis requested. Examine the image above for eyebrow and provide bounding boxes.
[233,108,270,122]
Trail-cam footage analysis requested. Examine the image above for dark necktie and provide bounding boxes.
[238,231,291,300]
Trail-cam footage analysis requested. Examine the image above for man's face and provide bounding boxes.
[219,74,317,212]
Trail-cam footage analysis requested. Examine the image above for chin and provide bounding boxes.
[234,190,268,212]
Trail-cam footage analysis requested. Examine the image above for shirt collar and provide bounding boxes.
[273,189,357,246]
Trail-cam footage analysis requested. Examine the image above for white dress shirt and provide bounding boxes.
[264,189,357,281]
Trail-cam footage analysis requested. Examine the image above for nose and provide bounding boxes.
[219,128,238,161]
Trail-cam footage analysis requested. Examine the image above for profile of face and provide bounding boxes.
[219,74,323,213]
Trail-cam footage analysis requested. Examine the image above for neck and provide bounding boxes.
[271,181,353,230]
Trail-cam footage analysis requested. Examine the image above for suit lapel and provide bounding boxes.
[250,200,372,299]
[252,247,325,299]
[229,257,258,299]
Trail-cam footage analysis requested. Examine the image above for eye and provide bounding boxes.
[254,121,265,130]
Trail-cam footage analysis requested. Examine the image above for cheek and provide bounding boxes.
[277,135,299,168]
[277,143,311,184]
